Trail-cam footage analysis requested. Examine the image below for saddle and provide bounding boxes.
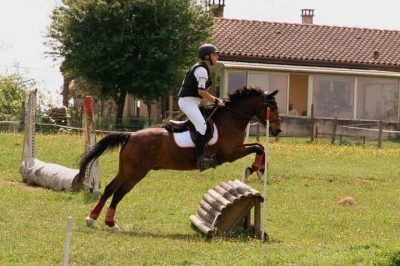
[165,106,215,144]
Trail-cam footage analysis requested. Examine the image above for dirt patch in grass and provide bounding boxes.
[0,179,40,191]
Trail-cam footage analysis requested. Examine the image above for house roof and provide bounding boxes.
[213,18,400,72]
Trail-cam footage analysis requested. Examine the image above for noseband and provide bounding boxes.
[263,93,280,124]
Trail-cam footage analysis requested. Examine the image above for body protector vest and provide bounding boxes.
[178,62,212,98]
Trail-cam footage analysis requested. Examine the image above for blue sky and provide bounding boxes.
[1,0,399,105]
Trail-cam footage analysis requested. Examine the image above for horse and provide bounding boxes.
[72,87,281,230]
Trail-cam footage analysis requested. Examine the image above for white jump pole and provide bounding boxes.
[63,216,73,266]
[260,107,270,241]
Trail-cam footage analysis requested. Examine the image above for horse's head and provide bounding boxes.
[258,89,282,137]
[227,87,282,136]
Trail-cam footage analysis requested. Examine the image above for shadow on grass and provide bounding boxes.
[79,225,283,244]
[121,229,283,244]
[388,250,400,266]
[82,191,101,204]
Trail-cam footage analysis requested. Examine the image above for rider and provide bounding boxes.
[177,43,225,169]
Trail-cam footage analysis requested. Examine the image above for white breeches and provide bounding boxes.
[178,97,206,135]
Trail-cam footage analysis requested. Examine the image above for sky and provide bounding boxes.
[1,0,400,105]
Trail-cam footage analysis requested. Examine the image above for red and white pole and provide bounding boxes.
[83,96,100,193]
[261,107,270,241]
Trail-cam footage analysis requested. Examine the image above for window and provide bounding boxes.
[312,75,354,118]
[228,72,247,94]
[247,72,288,114]
[356,77,399,121]
[269,74,288,114]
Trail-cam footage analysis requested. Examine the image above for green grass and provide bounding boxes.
[0,133,399,265]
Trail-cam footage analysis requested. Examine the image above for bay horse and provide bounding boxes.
[72,87,281,230]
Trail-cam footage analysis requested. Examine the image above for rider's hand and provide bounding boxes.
[214,97,225,107]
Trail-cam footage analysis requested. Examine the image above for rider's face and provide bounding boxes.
[209,53,219,65]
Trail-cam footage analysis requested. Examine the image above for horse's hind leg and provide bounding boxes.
[104,171,148,229]
[86,174,123,226]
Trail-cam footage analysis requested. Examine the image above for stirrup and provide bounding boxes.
[197,154,217,171]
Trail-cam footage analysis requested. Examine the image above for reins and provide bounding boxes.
[207,104,267,125]
[204,91,279,125]
[223,105,255,121]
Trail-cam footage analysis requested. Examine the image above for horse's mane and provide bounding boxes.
[228,87,265,103]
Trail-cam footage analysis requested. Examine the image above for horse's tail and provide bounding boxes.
[71,133,130,191]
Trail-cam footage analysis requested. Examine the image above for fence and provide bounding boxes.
[2,107,399,148]
[245,114,400,148]
[0,115,151,135]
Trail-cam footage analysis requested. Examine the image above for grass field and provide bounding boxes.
[0,133,399,265]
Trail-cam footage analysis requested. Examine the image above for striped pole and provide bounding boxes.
[83,96,100,193]
[260,107,270,241]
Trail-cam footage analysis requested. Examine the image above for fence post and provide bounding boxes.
[377,120,383,149]
[331,117,337,144]
[63,216,73,266]
[19,100,26,132]
[310,104,315,142]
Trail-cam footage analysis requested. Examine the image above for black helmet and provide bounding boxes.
[198,44,219,59]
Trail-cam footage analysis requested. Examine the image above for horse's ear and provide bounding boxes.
[267,89,279,97]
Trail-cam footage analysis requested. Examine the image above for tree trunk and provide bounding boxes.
[161,96,166,120]
[115,89,127,128]
[145,100,152,127]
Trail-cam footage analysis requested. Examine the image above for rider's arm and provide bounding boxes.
[195,67,224,106]
[198,89,224,107]
[198,89,215,102]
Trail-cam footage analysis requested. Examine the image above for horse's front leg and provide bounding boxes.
[226,143,266,179]
[226,143,264,162]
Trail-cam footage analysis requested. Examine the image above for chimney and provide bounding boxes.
[301,9,314,24]
[209,0,225,18]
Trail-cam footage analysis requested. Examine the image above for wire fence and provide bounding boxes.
[1,114,399,148]
[313,118,400,148]
[245,115,400,148]
[0,115,153,134]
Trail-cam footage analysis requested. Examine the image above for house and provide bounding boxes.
[193,2,399,138]
[211,8,400,124]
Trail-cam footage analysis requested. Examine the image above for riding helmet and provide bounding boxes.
[198,44,219,59]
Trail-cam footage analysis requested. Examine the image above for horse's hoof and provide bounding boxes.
[244,167,252,179]
[86,216,96,227]
[108,224,121,232]
[257,170,264,180]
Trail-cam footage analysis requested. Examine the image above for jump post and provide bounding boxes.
[20,90,99,192]
[239,106,272,240]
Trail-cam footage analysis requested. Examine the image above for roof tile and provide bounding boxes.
[213,18,400,71]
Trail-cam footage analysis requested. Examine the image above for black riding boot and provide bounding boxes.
[194,132,215,171]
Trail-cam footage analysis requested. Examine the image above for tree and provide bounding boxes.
[0,74,27,121]
[48,0,213,123]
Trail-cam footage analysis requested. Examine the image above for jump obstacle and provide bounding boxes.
[190,179,264,237]
[20,90,99,192]
[191,107,272,240]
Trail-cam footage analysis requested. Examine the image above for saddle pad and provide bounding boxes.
[173,124,218,148]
